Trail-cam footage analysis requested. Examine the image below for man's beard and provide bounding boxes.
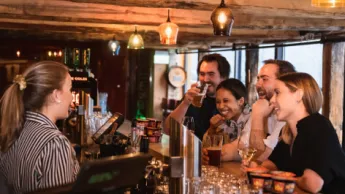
[257,87,273,100]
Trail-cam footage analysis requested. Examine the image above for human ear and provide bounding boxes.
[296,89,303,103]
[52,89,62,104]
[238,97,245,107]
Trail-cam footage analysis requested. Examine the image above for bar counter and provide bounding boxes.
[149,134,310,194]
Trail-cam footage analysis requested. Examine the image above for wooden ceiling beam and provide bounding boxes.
[0,0,343,48]
[2,0,344,19]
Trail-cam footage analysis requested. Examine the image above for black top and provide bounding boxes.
[185,96,219,140]
[269,113,345,194]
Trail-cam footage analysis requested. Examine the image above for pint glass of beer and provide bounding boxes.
[204,135,223,167]
[192,82,209,108]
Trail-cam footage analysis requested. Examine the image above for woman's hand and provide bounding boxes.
[240,161,259,172]
[209,114,225,134]
[202,148,209,165]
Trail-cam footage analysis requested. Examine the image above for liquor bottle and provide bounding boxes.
[73,48,80,70]
[64,48,74,70]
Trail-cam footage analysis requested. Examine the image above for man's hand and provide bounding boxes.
[183,83,200,105]
[202,148,209,165]
[252,99,274,119]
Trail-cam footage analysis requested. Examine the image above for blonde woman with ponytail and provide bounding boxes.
[0,61,79,194]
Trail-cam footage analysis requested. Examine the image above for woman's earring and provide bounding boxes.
[57,100,61,104]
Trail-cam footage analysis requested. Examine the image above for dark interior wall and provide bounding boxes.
[0,38,129,118]
[127,49,155,120]
[92,42,128,117]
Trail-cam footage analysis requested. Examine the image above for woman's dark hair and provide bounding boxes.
[216,78,247,103]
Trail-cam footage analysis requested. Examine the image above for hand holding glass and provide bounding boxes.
[204,135,223,167]
[192,81,209,108]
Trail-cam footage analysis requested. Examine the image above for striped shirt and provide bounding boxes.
[0,111,80,194]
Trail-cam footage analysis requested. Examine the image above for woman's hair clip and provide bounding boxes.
[13,74,27,91]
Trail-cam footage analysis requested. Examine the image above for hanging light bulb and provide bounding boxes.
[158,9,179,45]
[210,0,235,36]
[108,36,121,56]
[127,26,144,49]
[311,0,345,7]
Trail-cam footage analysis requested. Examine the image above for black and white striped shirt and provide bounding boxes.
[0,111,80,194]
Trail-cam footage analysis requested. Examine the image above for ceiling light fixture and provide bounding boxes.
[311,0,345,7]
[158,9,179,45]
[108,36,121,56]
[127,26,144,49]
[211,0,235,36]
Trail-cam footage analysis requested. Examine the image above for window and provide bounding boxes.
[184,50,199,91]
[284,43,323,87]
[209,49,235,78]
[258,44,275,70]
[154,50,169,64]
[235,49,246,84]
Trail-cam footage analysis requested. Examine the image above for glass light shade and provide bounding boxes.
[311,0,345,7]
[211,0,235,36]
[158,10,179,45]
[127,27,144,49]
[108,37,121,56]
[158,22,179,45]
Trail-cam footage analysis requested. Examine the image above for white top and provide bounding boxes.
[241,114,285,149]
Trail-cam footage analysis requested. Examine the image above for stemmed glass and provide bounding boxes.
[237,130,257,184]
[182,116,195,133]
[237,130,257,167]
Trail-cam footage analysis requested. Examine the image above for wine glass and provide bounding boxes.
[182,116,195,133]
[237,130,257,167]
[237,130,257,184]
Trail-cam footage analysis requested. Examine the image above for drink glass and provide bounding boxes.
[192,81,209,108]
[204,135,223,167]
[237,130,257,184]
[237,131,257,167]
[182,116,195,133]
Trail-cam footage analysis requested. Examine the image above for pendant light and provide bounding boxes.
[158,9,179,45]
[127,26,144,49]
[210,0,235,36]
[311,0,345,7]
[108,36,121,56]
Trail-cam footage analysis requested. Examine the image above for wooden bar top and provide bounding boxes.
[149,134,310,194]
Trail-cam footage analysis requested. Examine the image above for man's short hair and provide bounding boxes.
[197,53,230,79]
[263,59,296,77]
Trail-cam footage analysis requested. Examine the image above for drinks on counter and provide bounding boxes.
[238,147,257,164]
[204,134,223,167]
[207,147,222,167]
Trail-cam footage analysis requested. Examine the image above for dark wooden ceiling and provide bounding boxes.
[0,0,345,48]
